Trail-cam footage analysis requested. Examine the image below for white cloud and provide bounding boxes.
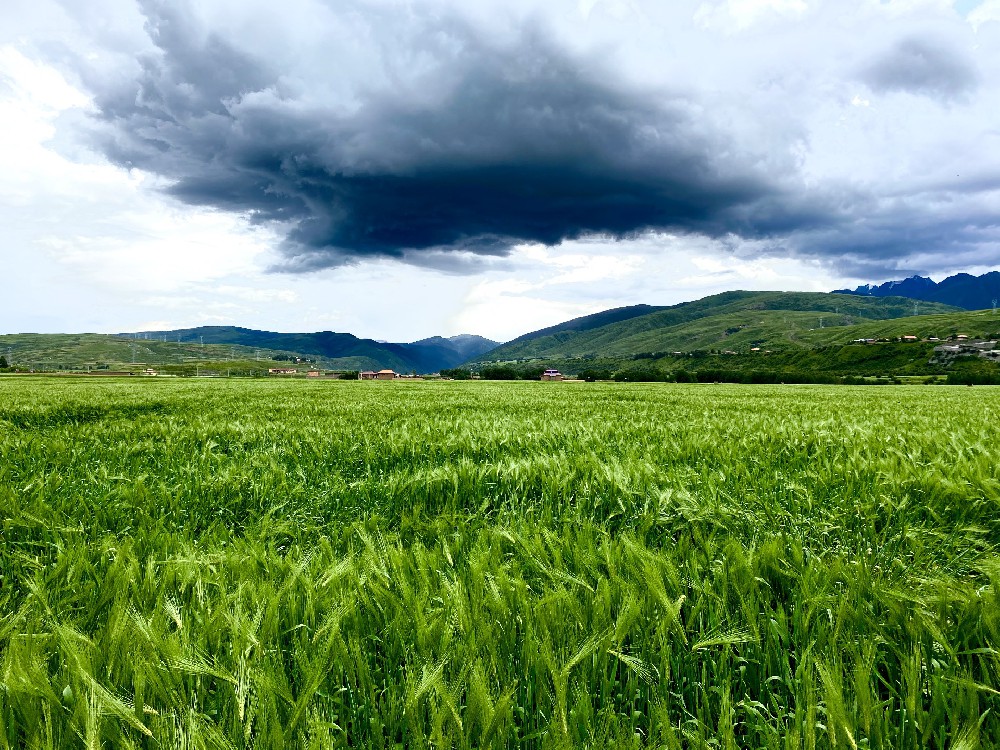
[695,0,809,32]
[968,0,1000,27]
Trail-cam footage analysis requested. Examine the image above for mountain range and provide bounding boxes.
[834,271,1000,311]
[5,282,1000,378]
[117,327,498,373]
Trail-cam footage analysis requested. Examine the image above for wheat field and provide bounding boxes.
[1,377,998,748]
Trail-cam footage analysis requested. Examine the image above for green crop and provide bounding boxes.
[1,378,998,748]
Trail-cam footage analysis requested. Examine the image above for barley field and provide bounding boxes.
[1,377,998,749]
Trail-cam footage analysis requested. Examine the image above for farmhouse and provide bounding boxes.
[541,369,564,381]
[360,369,399,380]
[268,367,298,375]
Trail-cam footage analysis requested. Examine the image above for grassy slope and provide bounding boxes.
[468,293,998,376]
[122,326,420,366]
[0,333,411,372]
[1,379,998,748]
[126,326,499,373]
[471,291,961,363]
[503,304,668,344]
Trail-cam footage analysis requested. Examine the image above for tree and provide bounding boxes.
[480,366,519,380]
[578,368,613,382]
[0,355,8,369]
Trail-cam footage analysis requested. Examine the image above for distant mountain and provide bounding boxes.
[834,271,1000,311]
[409,334,498,363]
[466,290,964,367]
[125,327,499,373]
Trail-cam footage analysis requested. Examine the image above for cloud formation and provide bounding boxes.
[50,0,1000,279]
[859,35,978,100]
[83,1,798,271]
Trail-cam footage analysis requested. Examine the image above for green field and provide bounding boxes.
[1,378,998,748]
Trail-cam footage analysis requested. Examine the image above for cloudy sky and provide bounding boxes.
[3,0,1000,342]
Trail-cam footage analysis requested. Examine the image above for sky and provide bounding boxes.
[2,0,1000,342]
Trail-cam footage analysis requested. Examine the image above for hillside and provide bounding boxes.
[468,291,963,365]
[0,329,499,373]
[122,327,498,373]
[504,304,667,345]
[0,333,302,372]
[835,270,1000,310]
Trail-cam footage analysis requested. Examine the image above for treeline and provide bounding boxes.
[462,365,895,384]
[947,371,1000,385]
[610,368,841,384]
[575,366,842,384]
[441,366,549,380]
[455,363,1000,385]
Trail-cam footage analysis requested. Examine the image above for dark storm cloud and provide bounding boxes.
[860,36,978,100]
[82,1,801,270]
[757,186,1000,279]
[76,1,999,276]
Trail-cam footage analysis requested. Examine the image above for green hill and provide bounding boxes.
[0,328,500,374]
[464,291,1000,380]
[505,304,668,345]
[469,292,963,363]
[123,327,498,373]
[0,333,322,373]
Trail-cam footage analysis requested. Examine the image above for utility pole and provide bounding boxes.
[913,301,919,316]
